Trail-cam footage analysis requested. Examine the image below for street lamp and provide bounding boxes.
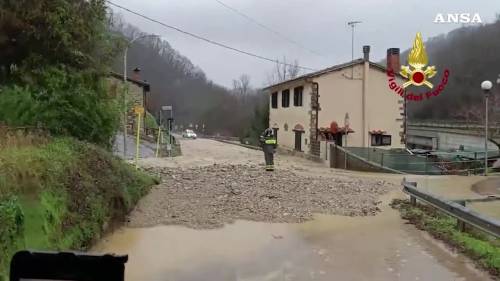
[122,34,159,157]
[481,80,493,175]
[344,112,350,169]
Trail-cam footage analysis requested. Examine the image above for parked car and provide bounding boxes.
[182,129,197,139]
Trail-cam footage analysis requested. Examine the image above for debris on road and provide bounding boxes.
[128,164,394,229]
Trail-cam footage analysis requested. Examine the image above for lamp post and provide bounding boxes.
[122,34,159,157]
[481,80,493,175]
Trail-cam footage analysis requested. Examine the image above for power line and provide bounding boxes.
[213,0,324,57]
[106,1,318,72]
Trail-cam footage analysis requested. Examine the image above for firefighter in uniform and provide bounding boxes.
[260,128,277,171]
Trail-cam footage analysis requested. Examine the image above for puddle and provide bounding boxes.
[92,196,493,281]
[469,201,500,220]
[472,177,500,196]
[411,175,485,200]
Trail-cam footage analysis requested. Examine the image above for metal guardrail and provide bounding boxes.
[408,120,500,129]
[402,180,500,238]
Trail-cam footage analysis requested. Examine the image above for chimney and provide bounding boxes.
[363,45,370,61]
[132,67,141,81]
[386,48,400,73]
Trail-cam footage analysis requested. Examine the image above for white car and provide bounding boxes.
[182,129,197,139]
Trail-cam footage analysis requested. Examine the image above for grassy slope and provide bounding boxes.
[391,199,500,277]
[0,137,156,279]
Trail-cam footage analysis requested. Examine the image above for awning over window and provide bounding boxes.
[319,126,354,134]
[293,124,305,132]
[369,130,387,135]
[328,121,354,134]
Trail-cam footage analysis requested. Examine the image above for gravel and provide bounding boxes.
[128,164,394,229]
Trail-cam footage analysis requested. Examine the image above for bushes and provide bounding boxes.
[0,137,156,278]
[240,102,269,146]
[145,111,159,129]
[0,196,24,277]
[0,0,124,147]
[0,67,120,147]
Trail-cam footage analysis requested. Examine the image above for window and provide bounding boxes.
[271,92,278,108]
[282,89,290,108]
[371,134,392,146]
[293,86,303,106]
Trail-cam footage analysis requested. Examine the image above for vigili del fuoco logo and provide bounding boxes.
[387,32,450,101]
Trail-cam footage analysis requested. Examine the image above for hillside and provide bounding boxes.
[111,19,267,137]
[401,18,500,121]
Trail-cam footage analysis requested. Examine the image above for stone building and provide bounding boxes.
[108,70,150,132]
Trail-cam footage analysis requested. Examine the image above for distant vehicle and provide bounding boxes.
[182,129,197,139]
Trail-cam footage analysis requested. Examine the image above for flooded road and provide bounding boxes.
[412,175,500,220]
[472,177,500,196]
[92,192,493,281]
[94,139,496,280]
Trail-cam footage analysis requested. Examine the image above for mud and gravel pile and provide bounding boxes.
[129,164,394,229]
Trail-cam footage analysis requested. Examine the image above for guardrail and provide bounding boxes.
[408,120,500,129]
[402,180,500,238]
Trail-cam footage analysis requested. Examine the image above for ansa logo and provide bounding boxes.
[387,32,450,101]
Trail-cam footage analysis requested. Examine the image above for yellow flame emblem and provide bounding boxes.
[400,32,437,88]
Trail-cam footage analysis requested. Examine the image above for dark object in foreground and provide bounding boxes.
[10,250,127,281]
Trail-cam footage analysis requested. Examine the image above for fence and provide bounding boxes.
[341,146,499,175]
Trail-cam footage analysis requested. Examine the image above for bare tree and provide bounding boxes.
[288,59,300,79]
[233,74,251,96]
[266,56,301,85]
[239,74,250,95]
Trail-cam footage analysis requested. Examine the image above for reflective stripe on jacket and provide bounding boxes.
[265,139,277,145]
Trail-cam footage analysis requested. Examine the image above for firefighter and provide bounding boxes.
[260,128,277,171]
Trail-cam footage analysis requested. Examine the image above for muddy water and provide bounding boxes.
[468,201,500,220]
[412,175,486,200]
[412,176,500,220]
[472,177,500,196]
[92,193,492,281]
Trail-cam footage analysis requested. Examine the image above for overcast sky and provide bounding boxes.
[110,0,499,88]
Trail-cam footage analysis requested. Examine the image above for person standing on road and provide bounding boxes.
[260,128,277,171]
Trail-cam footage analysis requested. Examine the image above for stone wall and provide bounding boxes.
[107,77,146,131]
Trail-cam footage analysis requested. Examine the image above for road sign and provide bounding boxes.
[134,105,144,115]
[162,105,172,111]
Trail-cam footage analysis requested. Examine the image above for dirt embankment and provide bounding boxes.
[128,164,394,229]
[0,137,156,277]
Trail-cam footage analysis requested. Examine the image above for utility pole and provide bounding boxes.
[347,21,362,78]
[122,34,159,158]
[481,80,493,176]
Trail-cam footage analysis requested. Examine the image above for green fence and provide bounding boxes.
[344,147,498,175]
